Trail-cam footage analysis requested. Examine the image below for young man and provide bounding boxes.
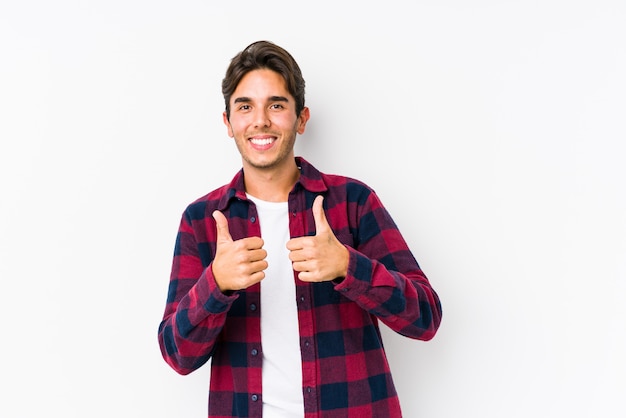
[158,40,442,418]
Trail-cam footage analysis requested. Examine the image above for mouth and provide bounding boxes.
[249,135,277,150]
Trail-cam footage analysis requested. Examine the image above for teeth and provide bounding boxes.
[250,138,274,145]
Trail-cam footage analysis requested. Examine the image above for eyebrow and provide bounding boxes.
[233,96,290,104]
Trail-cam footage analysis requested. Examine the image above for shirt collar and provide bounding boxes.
[217,156,327,211]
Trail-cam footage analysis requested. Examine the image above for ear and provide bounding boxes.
[223,111,234,138]
[296,107,310,135]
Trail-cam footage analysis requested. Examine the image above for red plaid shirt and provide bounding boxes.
[158,157,442,417]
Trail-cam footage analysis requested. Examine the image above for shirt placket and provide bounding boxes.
[243,202,264,416]
[289,191,319,416]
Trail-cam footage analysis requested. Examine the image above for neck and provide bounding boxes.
[243,160,300,202]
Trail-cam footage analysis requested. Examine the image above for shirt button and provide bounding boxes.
[306,387,312,393]
[251,349,258,356]
[304,340,310,347]
[250,303,257,311]
[251,394,258,402]
[250,216,256,223]
[299,296,305,302]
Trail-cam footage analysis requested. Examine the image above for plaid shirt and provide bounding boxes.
[158,157,442,417]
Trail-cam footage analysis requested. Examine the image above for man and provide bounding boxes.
[158,40,442,418]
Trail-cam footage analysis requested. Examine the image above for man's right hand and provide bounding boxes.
[211,210,268,293]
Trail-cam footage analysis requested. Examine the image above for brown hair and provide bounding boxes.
[221,40,306,119]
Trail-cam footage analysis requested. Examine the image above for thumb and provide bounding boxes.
[312,195,330,235]
[212,210,233,243]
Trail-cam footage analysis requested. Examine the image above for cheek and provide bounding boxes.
[223,113,237,138]
[226,120,245,138]
[274,115,300,132]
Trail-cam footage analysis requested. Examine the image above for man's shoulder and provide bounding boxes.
[190,183,231,204]
[321,171,366,186]
[182,183,232,220]
[321,171,374,195]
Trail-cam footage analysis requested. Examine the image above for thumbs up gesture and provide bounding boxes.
[211,210,268,292]
[287,195,349,282]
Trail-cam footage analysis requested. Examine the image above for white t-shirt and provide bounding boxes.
[248,195,304,417]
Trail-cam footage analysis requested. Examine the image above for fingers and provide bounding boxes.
[213,210,233,243]
[287,195,349,282]
[245,247,268,263]
[312,195,330,235]
[286,194,329,252]
[211,209,267,292]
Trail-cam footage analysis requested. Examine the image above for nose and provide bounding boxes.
[253,108,271,128]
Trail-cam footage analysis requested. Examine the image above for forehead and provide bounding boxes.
[232,68,290,100]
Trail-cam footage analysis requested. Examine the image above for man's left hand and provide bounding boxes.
[287,195,349,282]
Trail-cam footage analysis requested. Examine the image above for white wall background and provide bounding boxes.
[1,1,624,417]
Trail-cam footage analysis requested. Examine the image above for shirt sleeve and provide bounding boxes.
[333,189,442,341]
[157,210,238,375]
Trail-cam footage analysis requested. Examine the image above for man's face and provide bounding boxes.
[223,68,309,173]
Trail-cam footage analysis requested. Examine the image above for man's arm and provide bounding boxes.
[157,211,237,375]
[337,189,442,340]
[287,190,442,341]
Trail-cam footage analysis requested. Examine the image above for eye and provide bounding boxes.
[270,103,284,110]
[238,104,251,111]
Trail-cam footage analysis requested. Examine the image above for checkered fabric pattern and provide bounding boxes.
[158,157,442,417]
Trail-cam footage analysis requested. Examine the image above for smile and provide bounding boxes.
[250,137,275,146]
